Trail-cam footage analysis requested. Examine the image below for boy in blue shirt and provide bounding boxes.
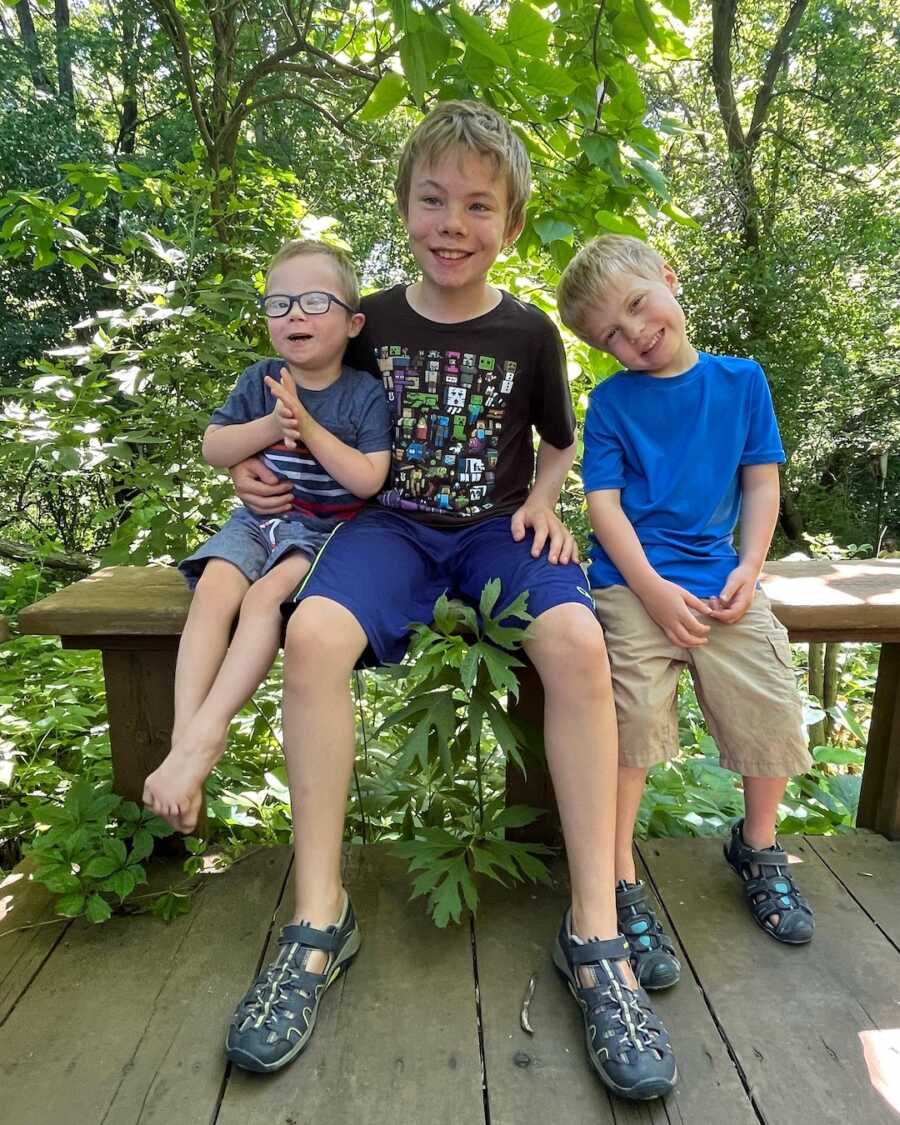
[228,105,677,1101]
[558,234,814,991]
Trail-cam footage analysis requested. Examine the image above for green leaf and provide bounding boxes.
[630,157,669,200]
[658,0,690,21]
[533,216,574,245]
[504,2,551,55]
[523,60,577,96]
[479,578,502,620]
[400,25,450,105]
[152,891,192,922]
[661,201,699,228]
[359,72,408,122]
[105,867,137,901]
[55,892,86,917]
[633,0,666,48]
[129,828,154,863]
[36,866,81,894]
[595,210,645,238]
[451,3,510,66]
[82,854,120,879]
[581,134,617,168]
[85,894,113,924]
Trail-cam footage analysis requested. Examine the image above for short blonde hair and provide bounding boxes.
[395,100,531,237]
[266,239,360,311]
[558,235,667,336]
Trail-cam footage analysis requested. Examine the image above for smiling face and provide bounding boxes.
[265,253,364,385]
[579,266,697,377]
[403,148,522,301]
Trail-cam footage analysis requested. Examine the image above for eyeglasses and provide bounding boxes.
[260,291,355,318]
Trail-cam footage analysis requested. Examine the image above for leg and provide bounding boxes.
[282,596,367,954]
[143,560,248,829]
[523,603,621,942]
[172,560,249,740]
[151,554,313,833]
[615,765,649,884]
[742,774,788,849]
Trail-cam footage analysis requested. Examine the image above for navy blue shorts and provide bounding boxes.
[286,508,594,665]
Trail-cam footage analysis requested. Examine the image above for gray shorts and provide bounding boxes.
[179,507,333,589]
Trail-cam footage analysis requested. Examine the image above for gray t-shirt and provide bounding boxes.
[211,358,391,530]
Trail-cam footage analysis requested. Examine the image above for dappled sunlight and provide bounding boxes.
[859,1029,900,1115]
[0,869,26,926]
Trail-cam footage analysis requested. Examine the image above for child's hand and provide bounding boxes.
[706,564,757,624]
[639,578,711,647]
[510,500,579,565]
[265,367,310,449]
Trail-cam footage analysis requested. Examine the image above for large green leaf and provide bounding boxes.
[359,72,408,122]
[450,4,510,67]
[503,2,552,56]
[524,60,577,97]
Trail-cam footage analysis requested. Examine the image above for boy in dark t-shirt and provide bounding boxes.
[227,103,677,1101]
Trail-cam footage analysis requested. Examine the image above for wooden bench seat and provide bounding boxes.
[17,558,900,837]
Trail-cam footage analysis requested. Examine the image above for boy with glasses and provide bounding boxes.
[142,239,391,835]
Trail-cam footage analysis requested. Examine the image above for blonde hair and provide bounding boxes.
[266,239,360,311]
[558,235,667,336]
[395,100,531,237]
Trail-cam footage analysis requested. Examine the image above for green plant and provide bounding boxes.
[23,780,198,922]
[384,582,553,926]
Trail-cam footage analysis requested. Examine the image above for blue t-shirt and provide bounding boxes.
[210,358,391,529]
[581,352,785,596]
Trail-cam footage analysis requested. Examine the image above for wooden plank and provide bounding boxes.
[474,857,756,1125]
[217,844,484,1125]
[857,643,900,839]
[804,833,900,949]
[0,858,71,1024]
[0,847,291,1124]
[642,836,900,1125]
[760,558,900,635]
[18,566,190,637]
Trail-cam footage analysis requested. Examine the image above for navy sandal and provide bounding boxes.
[616,880,681,990]
[724,819,814,944]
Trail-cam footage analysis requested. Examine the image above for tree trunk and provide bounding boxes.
[54,0,75,113]
[117,0,139,154]
[808,642,825,747]
[823,642,839,743]
[14,0,53,94]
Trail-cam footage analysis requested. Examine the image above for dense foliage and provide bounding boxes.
[0,0,896,924]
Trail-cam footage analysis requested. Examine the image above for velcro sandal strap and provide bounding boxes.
[615,881,650,908]
[744,845,788,867]
[570,935,631,966]
[279,924,339,952]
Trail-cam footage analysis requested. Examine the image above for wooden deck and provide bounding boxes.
[2,835,899,1124]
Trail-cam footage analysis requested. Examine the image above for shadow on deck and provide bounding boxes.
[2,835,899,1124]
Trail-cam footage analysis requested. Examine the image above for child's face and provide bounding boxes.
[580,266,695,377]
[265,253,363,379]
[403,149,522,294]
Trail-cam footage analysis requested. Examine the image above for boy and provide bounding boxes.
[558,234,814,992]
[228,103,677,1101]
[142,240,391,835]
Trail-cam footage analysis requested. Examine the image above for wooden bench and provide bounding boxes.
[16,559,900,838]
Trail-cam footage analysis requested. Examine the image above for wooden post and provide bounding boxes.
[857,643,900,839]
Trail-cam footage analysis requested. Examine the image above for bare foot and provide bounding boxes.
[142,730,225,833]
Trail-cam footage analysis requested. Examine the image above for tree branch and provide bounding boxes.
[746,0,810,152]
[710,0,745,155]
[147,0,215,152]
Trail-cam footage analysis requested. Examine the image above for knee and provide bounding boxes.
[531,611,612,692]
[283,601,362,692]
[239,577,284,617]
[192,563,247,615]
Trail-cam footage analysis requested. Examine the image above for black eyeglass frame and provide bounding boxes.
[259,291,356,318]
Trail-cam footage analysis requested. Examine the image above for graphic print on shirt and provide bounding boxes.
[375,345,518,516]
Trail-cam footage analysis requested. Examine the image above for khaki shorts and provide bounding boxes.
[592,585,811,778]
